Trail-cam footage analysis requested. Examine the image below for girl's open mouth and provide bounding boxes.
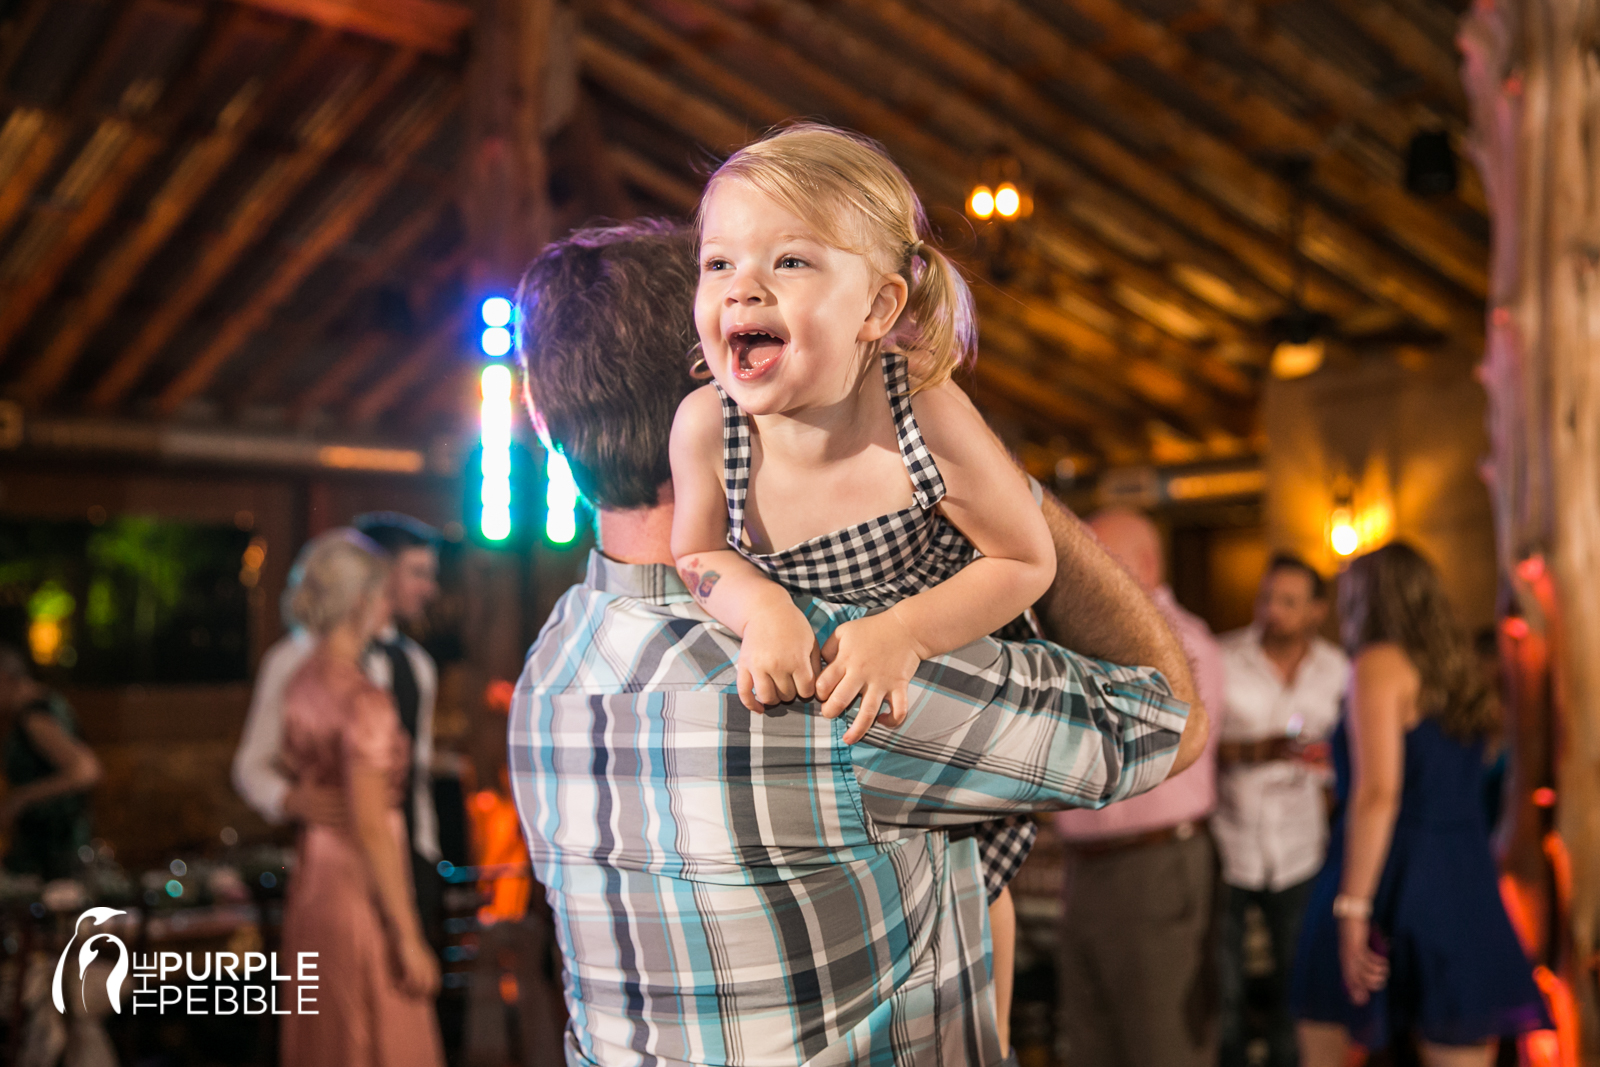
[729,330,785,379]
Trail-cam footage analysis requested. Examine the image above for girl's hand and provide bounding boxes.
[738,603,821,714]
[1338,916,1388,1004]
[816,610,927,744]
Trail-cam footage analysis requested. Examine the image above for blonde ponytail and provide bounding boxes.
[701,123,977,392]
[900,239,976,390]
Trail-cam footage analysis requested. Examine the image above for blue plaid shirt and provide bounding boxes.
[509,552,1190,1066]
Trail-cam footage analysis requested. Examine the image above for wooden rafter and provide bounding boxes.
[234,191,460,408]
[86,46,418,412]
[154,84,462,414]
[1051,0,1486,302]
[608,144,701,213]
[829,0,1482,342]
[346,305,467,425]
[289,332,387,419]
[11,22,334,407]
[1321,0,1468,111]
[0,0,213,366]
[228,0,470,55]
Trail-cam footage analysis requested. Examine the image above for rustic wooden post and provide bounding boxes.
[461,0,555,788]
[1460,0,1600,1057]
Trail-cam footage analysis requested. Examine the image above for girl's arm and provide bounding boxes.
[670,386,820,712]
[817,382,1055,741]
[1337,643,1414,1003]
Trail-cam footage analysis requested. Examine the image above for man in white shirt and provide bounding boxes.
[1213,554,1349,1067]
[232,513,443,944]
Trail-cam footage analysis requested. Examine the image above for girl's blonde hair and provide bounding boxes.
[699,123,976,390]
[284,528,389,636]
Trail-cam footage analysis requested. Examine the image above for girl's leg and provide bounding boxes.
[1418,1041,1496,1067]
[1298,1021,1353,1067]
[989,886,1015,1055]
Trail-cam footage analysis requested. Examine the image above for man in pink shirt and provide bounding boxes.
[1054,509,1226,1067]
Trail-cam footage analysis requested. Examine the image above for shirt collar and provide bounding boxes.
[585,550,692,605]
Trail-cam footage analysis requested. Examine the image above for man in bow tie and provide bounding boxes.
[232,513,444,947]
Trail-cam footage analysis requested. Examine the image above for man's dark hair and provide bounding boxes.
[352,512,440,556]
[515,220,699,510]
[1266,552,1327,600]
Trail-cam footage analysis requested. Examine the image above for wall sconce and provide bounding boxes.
[967,154,1031,223]
[1327,482,1393,559]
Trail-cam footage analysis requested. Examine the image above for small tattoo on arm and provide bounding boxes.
[677,563,722,602]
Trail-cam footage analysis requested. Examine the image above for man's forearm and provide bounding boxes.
[1035,493,1209,774]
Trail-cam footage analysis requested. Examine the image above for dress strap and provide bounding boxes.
[883,351,946,510]
[713,381,751,550]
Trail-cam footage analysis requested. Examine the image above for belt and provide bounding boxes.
[1065,820,1202,858]
[1218,737,1299,765]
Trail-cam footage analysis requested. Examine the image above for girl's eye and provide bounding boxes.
[778,255,808,270]
[703,259,730,272]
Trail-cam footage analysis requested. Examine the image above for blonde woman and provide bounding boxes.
[278,529,442,1067]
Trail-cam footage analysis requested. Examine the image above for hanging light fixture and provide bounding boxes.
[967,154,1031,223]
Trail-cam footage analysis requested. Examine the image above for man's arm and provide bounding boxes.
[233,640,298,823]
[1034,493,1210,777]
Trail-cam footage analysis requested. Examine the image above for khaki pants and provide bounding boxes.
[1055,830,1218,1067]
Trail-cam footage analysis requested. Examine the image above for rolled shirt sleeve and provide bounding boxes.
[850,634,1190,830]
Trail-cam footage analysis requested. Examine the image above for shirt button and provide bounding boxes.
[1102,682,1115,696]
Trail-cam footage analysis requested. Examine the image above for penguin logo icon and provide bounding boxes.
[52,907,130,1015]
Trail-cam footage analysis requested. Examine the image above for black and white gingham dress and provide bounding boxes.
[716,349,1037,902]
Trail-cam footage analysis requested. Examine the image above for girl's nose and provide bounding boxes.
[725,272,770,305]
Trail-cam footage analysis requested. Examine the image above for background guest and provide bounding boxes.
[232,513,444,946]
[1292,542,1550,1066]
[1054,508,1226,1067]
[0,642,100,881]
[1215,554,1349,1067]
[278,529,442,1067]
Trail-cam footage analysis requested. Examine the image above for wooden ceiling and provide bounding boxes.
[0,0,1485,479]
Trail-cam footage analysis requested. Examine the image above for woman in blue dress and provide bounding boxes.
[1292,542,1550,1066]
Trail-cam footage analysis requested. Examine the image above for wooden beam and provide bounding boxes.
[12,23,329,407]
[0,123,163,363]
[1044,0,1487,300]
[0,0,215,367]
[608,145,700,214]
[154,85,460,414]
[235,191,460,407]
[836,0,1483,341]
[0,110,71,253]
[226,0,470,55]
[1321,0,1468,112]
[87,46,417,412]
[347,306,467,425]
[289,332,387,419]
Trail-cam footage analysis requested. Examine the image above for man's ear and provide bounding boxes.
[858,273,909,343]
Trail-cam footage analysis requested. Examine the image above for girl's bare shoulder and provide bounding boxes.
[907,379,989,459]
[670,384,724,453]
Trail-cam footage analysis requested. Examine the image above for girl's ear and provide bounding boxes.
[858,272,909,343]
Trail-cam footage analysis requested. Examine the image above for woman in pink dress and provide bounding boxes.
[278,529,443,1067]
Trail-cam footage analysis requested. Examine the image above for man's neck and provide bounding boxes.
[597,500,677,567]
[1259,629,1312,684]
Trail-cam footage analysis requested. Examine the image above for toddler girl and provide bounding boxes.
[669,124,1056,1048]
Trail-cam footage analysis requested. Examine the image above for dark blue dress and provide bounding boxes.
[1291,715,1551,1048]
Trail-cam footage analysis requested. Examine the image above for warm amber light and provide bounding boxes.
[1330,519,1359,557]
[1271,338,1325,379]
[968,185,994,219]
[994,182,1021,218]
